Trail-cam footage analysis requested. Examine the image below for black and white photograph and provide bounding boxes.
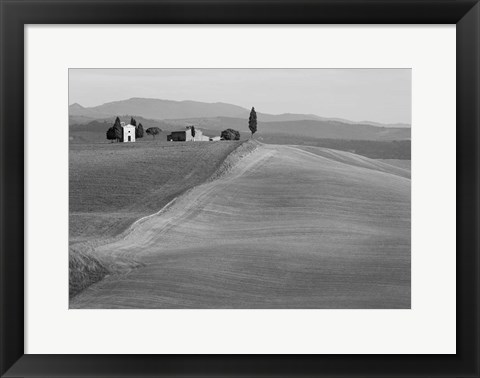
[69,68,411,309]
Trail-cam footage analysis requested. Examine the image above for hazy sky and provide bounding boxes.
[69,69,411,124]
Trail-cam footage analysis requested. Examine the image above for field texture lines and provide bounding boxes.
[71,143,410,309]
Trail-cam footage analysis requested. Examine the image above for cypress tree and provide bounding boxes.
[130,117,137,126]
[248,107,257,137]
[113,116,123,142]
[136,123,144,139]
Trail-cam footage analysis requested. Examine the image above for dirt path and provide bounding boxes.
[70,144,410,309]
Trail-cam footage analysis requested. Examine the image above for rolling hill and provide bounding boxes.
[164,117,411,141]
[69,140,244,246]
[69,98,411,159]
[70,142,410,309]
[71,115,410,143]
[69,115,411,159]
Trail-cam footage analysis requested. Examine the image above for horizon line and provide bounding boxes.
[69,96,411,127]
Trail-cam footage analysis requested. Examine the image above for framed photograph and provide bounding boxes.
[1,0,478,377]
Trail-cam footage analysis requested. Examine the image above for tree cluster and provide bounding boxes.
[221,128,240,140]
[106,117,123,142]
[105,116,145,142]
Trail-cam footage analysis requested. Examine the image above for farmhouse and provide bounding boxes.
[121,122,136,143]
[167,126,210,142]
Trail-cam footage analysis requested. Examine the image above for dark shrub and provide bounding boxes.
[221,128,240,140]
[146,127,161,139]
[106,127,116,142]
[113,116,123,142]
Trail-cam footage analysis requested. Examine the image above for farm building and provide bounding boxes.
[167,126,210,142]
[121,122,136,143]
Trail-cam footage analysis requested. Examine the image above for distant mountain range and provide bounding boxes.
[69,97,411,128]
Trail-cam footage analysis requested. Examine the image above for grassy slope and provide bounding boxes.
[71,143,410,309]
[379,159,412,170]
[257,134,411,160]
[69,140,242,245]
[71,126,410,161]
[293,145,411,179]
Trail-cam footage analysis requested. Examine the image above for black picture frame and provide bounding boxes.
[1,0,479,377]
